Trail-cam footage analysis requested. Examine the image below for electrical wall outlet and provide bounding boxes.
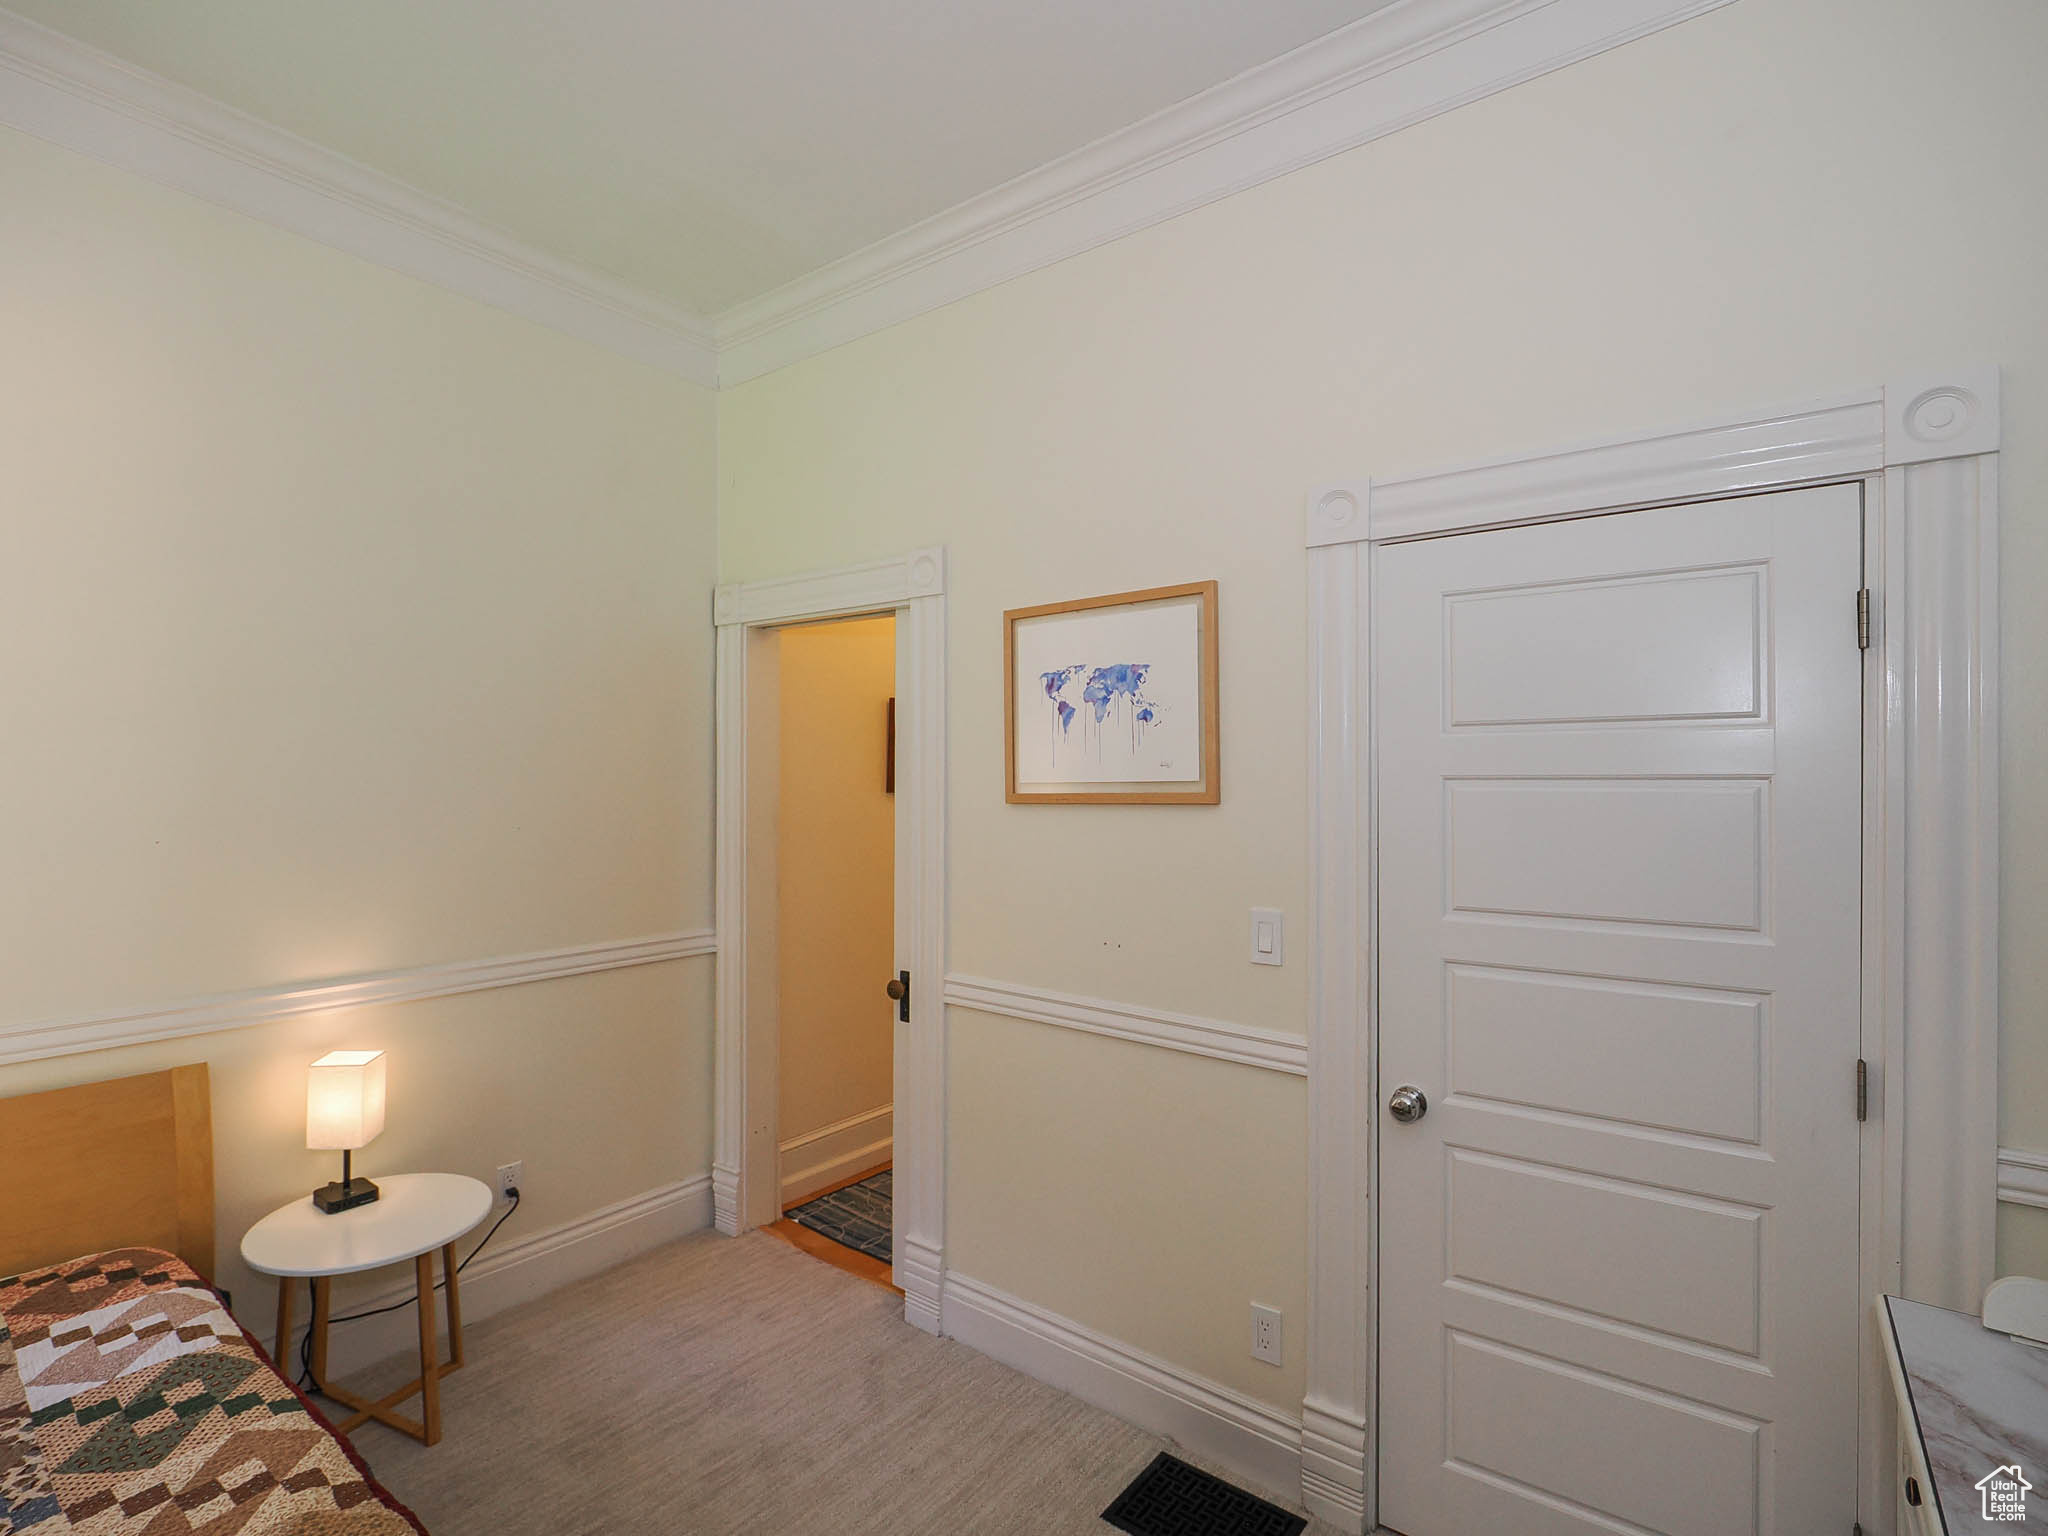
[1250,1303,1282,1365]
[496,1161,523,1201]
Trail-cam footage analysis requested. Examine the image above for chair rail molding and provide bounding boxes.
[1300,368,2000,1534]
[2000,1148,2048,1211]
[0,929,715,1067]
[0,8,718,385]
[945,975,1307,1076]
[711,550,949,1335]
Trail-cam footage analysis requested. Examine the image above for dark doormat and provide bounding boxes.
[1101,1452,1307,1536]
[785,1169,891,1262]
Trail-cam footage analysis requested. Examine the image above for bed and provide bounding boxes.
[0,1065,425,1533]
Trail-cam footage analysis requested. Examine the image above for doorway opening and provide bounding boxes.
[756,614,899,1292]
[713,546,948,1332]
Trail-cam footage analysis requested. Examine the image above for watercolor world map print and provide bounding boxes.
[1012,595,1203,785]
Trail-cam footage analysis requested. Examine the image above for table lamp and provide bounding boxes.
[307,1049,386,1213]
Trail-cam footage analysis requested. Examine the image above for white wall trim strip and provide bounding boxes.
[0,929,716,1067]
[777,1104,894,1207]
[262,1173,713,1380]
[1306,367,2002,547]
[777,1102,894,1155]
[709,0,1734,383]
[0,9,719,386]
[944,975,1308,1077]
[942,1271,1304,1506]
[2000,1147,2048,1212]
[714,547,946,629]
[1319,391,1886,545]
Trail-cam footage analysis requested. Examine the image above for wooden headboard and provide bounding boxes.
[0,1065,215,1284]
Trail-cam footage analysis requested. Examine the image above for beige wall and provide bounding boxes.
[776,616,896,1144]
[0,125,719,1326]
[719,0,2048,1410]
[948,1012,1309,1407]
[1998,1204,2048,1281]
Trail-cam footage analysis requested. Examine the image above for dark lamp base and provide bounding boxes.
[313,1176,380,1214]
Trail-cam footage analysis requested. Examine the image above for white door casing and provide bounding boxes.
[712,549,949,1334]
[1374,487,1863,1535]
[1301,371,1999,1535]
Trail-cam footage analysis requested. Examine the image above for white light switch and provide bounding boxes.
[1250,907,1284,966]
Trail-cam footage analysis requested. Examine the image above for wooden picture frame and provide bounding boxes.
[1004,580,1219,805]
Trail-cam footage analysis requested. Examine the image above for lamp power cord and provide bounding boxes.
[295,1186,521,1393]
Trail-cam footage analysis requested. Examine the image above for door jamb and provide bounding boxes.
[712,549,950,1333]
[1301,371,2000,1534]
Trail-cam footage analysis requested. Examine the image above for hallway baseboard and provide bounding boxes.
[778,1103,892,1206]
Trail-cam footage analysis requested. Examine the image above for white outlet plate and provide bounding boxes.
[497,1161,523,1200]
[1250,1302,1282,1365]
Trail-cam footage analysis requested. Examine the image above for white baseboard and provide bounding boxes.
[778,1104,892,1207]
[899,1237,943,1337]
[941,1271,1303,1506]
[249,1173,712,1379]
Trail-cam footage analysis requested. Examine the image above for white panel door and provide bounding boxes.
[1375,485,1864,1536]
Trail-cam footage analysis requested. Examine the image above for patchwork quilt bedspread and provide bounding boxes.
[0,1248,420,1535]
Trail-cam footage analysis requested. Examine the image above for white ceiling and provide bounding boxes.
[12,0,1399,318]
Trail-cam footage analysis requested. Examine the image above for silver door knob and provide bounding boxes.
[1388,1085,1428,1123]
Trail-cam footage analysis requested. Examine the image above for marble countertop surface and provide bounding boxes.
[1885,1295,2048,1528]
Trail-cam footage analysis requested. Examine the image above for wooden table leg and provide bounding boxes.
[289,1246,465,1448]
[273,1276,295,1370]
[441,1241,464,1369]
[415,1252,441,1446]
[309,1277,331,1389]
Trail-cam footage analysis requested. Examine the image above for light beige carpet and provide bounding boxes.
[346,1229,1344,1536]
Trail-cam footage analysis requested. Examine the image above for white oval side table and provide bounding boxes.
[242,1172,491,1446]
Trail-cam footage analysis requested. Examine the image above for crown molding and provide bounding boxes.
[710,0,1735,384]
[0,0,1730,390]
[0,7,719,386]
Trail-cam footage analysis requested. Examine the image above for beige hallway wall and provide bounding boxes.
[776,616,896,1190]
[719,0,2048,1412]
[0,123,719,1330]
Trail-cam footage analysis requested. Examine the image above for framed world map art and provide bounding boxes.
[1004,580,1219,804]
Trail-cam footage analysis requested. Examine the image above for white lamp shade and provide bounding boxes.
[306,1050,387,1151]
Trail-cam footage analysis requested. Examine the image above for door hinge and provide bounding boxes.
[1856,1059,1869,1122]
[1856,587,1873,649]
